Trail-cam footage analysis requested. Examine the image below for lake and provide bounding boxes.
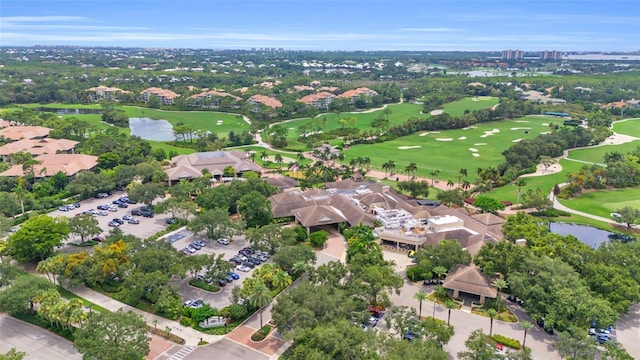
[129,117,175,141]
[549,222,613,248]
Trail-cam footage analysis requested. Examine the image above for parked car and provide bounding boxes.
[224,275,234,283]
[95,193,109,198]
[194,240,206,247]
[217,237,230,245]
[107,221,120,227]
[97,204,109,210]
[128,218,140,225]
[236,265,251,272]
[122,215,133,221]
[141,211,154,218]
[248,256,262,265]
[96,210,108,216]
[91,236,103,242]
[189,242,202,250]
[112,218,124,225]
[217,279,227,287]
[229,257,243,265]
[190,300,204,309]
[229,271,240,280]
[107,206,118,212]
[117,202,128,208]
[126,198,137,204]
[58,206,70,211]
[165,218,176,225]
[242,261,256,269]
[183,299,195,307]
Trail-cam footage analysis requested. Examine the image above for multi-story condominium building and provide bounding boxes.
[337,87,379,105]
[188,90,241,108]
[140,87,180,105]
[540,50,563,60]
[246,95,283,112]
[501,49,524,60]
[85,86,130,101]
[298,91,337,109]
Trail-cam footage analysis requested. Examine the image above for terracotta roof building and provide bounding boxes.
[0,126,51,141]
[298,92,336,109]
[0,138,78,159]
[189,90,241,108]
[442,265,498,304]
[293,85,314,92]
[337,87,378,104]
[246,95,283,110]
[0,154,98,178]
[85,86,130,101]
[141,87,180,105]
[164,151,262,182]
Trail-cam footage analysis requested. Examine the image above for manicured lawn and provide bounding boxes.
[229,145,309,169]
[566,140,640,164]
[56,286,110,313]
[344,115,563,182]
[442,96,499,117]
[558,188,640,219]
[548,214,617,230]
[279,102,425,151]
[22,103,102,109]
[147,140,195,156]
[612,118,640,137]
[487,159,582,203]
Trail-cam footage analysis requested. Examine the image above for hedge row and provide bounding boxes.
[148,326,185,345]
[492,334,521,349]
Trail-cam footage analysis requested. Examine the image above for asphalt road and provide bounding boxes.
[0,313,82,360]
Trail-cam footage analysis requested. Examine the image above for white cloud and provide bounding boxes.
[0,16,87,22]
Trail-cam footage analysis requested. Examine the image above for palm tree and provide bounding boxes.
[458,168,468,187]
[296,152,306,164]
[272,269,293,291]
[433,266,447,285]
[260,150,268,162]
[445,300,456,326]
[274,154,284,168]
[487,308,497,336]
[404,162,417,179]
[446,179,455,188]
[248,279,272,328]
[429,169,440,185]
[492,278,508,311]
[414,290,428,319]
[382,161,393,177]
[514,178,527,205]
[382,107,392,121]
[520,320,532,350]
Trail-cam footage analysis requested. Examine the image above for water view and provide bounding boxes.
[129,117,174,141]
[549,222,613,248]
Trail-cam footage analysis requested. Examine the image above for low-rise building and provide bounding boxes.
[0,154,98,178]
[140,87,180,105]
[85,86,130,101]
[337,87,379,105]
[164,151,262,183]
[0,138,78,160]
[0,125,51,141]
[297,91,336,109]
[189,90,241,108]
[246,94,283,111]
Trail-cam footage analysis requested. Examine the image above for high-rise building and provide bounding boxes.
[501,49,524,60]
[540,50,563,60]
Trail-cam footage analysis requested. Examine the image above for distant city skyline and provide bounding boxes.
[1,0,639,51]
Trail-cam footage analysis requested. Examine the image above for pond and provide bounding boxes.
[549,222,613,248]
[37,107,102,115]
[129,117,175,141]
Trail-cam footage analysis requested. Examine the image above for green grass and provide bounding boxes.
[546,214,617,230]
[612,118,640,137]
[441,96,499,117]
[279,102,425,150]
[56,286,110,313]
[22,103,102,109]
[566,140,640,164]
[558,188,640,219]
[344,115,563,182]
[229,145,310,169]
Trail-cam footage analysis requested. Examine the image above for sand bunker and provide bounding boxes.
[468,148,479,152]
[472,153,480,157]
[398,146,422,150]
[511,127,532,130]
[512,138,523,143]
[462,126,478,130]
[542,123,549,126]
[472,97,479,102]
[458,137,467,140]
[514,120,530,123]
[474,143,487,146]
[480,129,501,138]
[419,132,430,136]
[435,138,453,142]
[430,109,444,115]
[540,131,551,135]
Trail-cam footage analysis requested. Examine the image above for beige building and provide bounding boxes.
[85,86,130,101]
[0,138,78,160]
[0,154,98,178]
[0,126,51,141]
[337,87,378,105]
[297,92,336,109]
[164,151,263,183]
[141,87,180,105]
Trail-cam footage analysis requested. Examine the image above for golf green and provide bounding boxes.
[559,188,640,219]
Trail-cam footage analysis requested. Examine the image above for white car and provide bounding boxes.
[236,265,251,272]
[217,238,230,245]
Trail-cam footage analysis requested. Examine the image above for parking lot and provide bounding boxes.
[165,230,260,310]
[50,191,174,242]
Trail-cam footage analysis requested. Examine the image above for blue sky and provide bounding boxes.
[1,0,638,51]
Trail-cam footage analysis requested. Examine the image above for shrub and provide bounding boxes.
[293,225,308,242]
[220,304,248,321]
[188,279,221,292]
[491,334,521,349]
[261,325,271,336]
[148,326,185,345]
[407,265,431,281]
[179,317,192,326]
[309,230,328,248]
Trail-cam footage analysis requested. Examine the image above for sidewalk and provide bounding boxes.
[69,285,224,346]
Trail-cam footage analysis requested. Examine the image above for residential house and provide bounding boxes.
[164,151,263,183]
[189,90,241,108]
[140,87,180,105]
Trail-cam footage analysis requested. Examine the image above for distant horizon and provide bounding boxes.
[1,0,639,51]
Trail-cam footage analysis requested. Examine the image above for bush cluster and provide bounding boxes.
[148,326,185,345]
[491,334,521,349]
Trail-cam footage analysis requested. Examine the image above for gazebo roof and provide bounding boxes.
[442,265,497,299]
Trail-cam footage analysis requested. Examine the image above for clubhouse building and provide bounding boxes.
[164,151,263,183]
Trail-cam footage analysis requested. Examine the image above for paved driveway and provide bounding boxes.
[0,313,82,360]
[51,191,173,242]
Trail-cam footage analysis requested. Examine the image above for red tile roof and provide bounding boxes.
[247,95,282,109]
